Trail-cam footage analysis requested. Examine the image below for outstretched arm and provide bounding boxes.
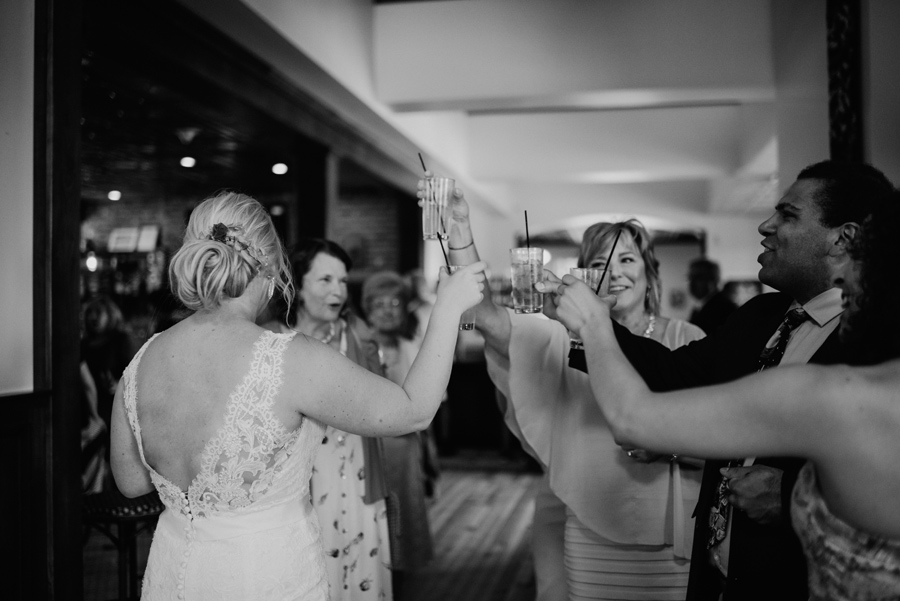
[555,278,839,461]
[286,262,486,437]
[418,174,513,362]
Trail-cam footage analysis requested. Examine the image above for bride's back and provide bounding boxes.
[125,192,297,493]
[134,318,304,492]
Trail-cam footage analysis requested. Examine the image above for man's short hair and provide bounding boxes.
[796,160,895,228]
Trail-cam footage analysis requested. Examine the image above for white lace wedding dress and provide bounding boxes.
[122,330,329,600]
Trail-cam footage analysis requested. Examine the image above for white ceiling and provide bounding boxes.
[370,0,827,240]
[183,0,832,276]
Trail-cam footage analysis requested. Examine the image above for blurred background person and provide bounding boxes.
[82,295,136,434]
[687,257,738,336]
[260,238,393,601]
[362,271,436,596]
[79,360,107,493]
[81,295,136,491]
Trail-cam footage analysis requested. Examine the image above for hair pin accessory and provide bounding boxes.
[208,223,269,267]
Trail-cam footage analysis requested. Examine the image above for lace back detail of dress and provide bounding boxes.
[122,330,321,520]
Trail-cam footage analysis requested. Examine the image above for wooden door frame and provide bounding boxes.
[32,0,84,597]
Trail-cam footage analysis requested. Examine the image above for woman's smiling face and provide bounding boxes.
[298,252,348,324]
[587,231,648,318]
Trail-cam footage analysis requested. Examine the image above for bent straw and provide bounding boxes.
[525,211,531,248]
[596,229,623,294]
[418,152,427,173]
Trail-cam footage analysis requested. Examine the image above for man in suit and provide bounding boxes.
[688,258,738,335]
[563,160,895,601]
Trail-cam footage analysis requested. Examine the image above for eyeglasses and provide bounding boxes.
[369,298,402,311]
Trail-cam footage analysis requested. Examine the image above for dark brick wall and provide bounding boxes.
[329,190,402,275]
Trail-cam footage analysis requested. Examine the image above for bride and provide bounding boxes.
[109,191,486,600]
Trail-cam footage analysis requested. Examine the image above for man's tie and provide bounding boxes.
[706,307,810,549]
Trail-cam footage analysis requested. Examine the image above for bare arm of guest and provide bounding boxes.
[554,276,900,539]
[417,173,513,363]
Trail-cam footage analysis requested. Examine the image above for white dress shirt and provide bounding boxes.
[711,287,844,576]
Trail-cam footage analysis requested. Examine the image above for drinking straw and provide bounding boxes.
[420,153,451,270]
[438,237,451,271]
[596,229,622,294]
[524,211,531,248]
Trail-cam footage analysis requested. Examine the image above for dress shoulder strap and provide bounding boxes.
[121,333,160,470]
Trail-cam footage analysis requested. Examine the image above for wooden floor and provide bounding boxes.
[83,466,542,601]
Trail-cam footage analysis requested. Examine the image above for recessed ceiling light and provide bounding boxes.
[108,190,121,201]
[181,156,196,168]
[272,163,288,175]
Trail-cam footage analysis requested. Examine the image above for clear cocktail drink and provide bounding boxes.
[509,248,544,314]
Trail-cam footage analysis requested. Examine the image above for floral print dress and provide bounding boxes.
[309,328,392,600]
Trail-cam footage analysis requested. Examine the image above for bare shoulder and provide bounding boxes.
[790,360,900,423]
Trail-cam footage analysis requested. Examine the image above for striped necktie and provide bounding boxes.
[707,307,809,549]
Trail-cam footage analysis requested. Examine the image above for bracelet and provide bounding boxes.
[448,240,475,251]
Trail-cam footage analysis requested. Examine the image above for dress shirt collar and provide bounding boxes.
[790,287,844,327]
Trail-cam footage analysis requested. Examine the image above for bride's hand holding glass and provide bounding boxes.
[434,261,487,320]
[417,170,471,247]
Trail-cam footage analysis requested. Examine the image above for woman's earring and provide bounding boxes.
[267,278,275,300]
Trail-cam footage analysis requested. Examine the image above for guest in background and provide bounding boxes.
[688,258,738,335]
[260,238,393,601]
[82,294,135,490]
[425,170,706,600]
[80,360,107,493]
[362,271,436,596]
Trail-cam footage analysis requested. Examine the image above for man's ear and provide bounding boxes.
[829,222,860,257]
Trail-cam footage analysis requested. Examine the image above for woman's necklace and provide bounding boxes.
[642,315,656,338]
[319,321,337,345]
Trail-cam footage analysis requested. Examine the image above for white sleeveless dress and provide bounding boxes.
[122,330,329,601]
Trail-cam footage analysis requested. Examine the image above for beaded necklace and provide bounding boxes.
[281,320,336,345]
[318,321,337,345]
[642,315,656,338]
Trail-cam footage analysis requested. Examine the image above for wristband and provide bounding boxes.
[448,240,475,251]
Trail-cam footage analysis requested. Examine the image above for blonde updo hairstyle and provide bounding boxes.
[169,191,293,312]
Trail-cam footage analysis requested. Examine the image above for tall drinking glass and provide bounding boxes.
[422,176,454,240]
[509,248,544,314]
[567,267,604,349]
[449,265,476,330]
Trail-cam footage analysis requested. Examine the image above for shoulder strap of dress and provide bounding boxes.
[252,329,296,404]
[122,333,160,470]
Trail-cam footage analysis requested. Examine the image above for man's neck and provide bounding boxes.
[792,285,834,306]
